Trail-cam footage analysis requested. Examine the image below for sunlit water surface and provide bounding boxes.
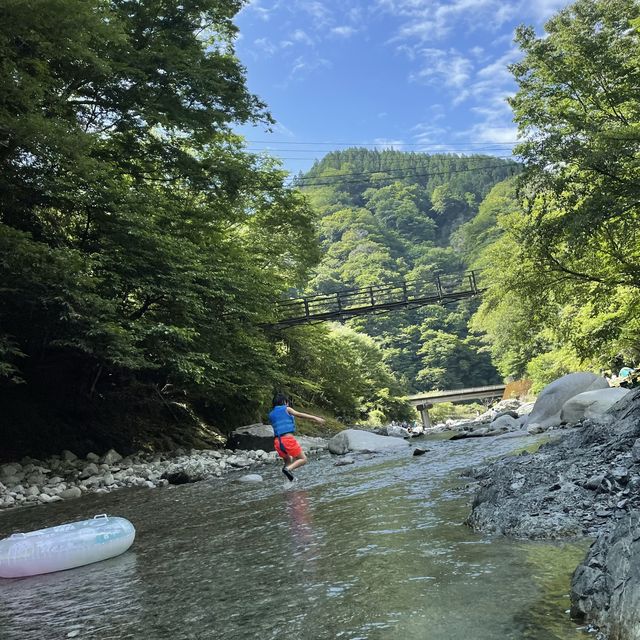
[0,435,590,640]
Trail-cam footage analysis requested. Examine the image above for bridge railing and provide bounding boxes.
[272,270,483,326]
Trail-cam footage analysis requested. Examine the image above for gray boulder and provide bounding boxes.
[560,387,630,424]
[571,511,640,639]
[526,372,609,433]
[490,414,520,430]
[328,429,409,455]
[226,424,274,451]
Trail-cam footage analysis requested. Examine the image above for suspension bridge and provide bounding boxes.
[267,270,484,329]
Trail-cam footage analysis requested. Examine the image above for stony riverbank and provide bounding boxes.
[465,388,640,639]
[0,436,328,511]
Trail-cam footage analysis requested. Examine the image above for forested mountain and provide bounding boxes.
[298,149,520,393]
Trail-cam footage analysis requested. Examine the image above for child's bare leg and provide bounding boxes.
[286,452,307,471]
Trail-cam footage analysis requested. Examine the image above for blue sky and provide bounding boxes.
[233,0,571,175]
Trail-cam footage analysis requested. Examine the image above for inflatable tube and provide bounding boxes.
[0,514,135,578]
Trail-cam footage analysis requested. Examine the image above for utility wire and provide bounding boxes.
[244,139,521,147]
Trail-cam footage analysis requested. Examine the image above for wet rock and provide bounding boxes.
[86,453,100,463]
[334,456,355,466]
[412,448,428,457]
[571,511,640,639]
[238,474,263,482]
[61,450,78,462]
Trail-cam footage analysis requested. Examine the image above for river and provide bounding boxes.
[0,434,591,640]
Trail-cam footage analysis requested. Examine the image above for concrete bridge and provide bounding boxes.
[406,384,506,429]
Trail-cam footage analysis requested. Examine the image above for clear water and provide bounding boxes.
[0,436,590,640]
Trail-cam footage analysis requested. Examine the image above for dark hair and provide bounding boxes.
[272,393,289,407]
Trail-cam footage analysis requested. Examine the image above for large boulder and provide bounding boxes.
[571,511,640,639]
[526,372,609,433]
[328,429,410,455]
[226,424,274,451]
[560,387,630,424]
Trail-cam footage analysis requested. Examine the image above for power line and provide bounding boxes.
[245,139,520,147]
[245,146,516,155]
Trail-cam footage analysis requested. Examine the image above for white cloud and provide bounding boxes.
[331,26,358,37]
[373,138,405,150]
[254,37,278,55]
[410,48,473,89]
[292,29,314,45]
[378,0,573,44]
[301,1,333,27]
[290,55,332,78]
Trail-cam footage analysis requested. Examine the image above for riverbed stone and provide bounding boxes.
[101,449,123,465]
[560,387,630,424]
[526,372,610,433]
[328,429,409,455]
[226,424,274,451]
[80,463,100,479]
[61,450,78,462]
[238,474,263,482]
[59,487,82,499]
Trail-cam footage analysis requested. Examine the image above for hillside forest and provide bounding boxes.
[0,0,638,459]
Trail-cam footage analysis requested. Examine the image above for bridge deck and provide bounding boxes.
[407,384,506,406]
[267,271,482,328]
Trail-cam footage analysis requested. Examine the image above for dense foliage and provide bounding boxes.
[299,149,519,393]
[0,0,429,456]
[463,0,640,388]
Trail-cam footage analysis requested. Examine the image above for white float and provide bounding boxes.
[0,514,135,578]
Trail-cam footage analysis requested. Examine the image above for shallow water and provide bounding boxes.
[0,435,590,640]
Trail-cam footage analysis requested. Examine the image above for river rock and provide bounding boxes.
[334,456,355,466]
[571,510,640,639]
[61,450,78,462]
[468,388,640,541]
[490,414,520,430]
[387,425,409,438]
[238,474,263,482]
[526,372,609,433]
[226,424,274,451]
[59,487,82,499]
[560,387,630,424]
[80,463,100,479]
[328,429,409,455]
[101,449,123,465]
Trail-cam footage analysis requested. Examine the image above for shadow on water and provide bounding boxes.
[0,435,591,640]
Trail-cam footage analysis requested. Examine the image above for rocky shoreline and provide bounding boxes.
[466,388,640,639]
[0,436,328,511]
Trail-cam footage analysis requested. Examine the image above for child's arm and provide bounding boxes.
[287,407,325,424]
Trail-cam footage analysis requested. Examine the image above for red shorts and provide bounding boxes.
[274,434,302,459]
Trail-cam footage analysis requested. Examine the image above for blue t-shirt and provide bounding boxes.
[268,405,296,437]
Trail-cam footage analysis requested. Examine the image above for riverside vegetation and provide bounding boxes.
[1,0,640,637]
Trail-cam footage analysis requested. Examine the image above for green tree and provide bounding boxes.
[0,0,320,441]
[509,0,640,289]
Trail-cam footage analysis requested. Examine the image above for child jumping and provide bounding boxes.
[268,393,325,481]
